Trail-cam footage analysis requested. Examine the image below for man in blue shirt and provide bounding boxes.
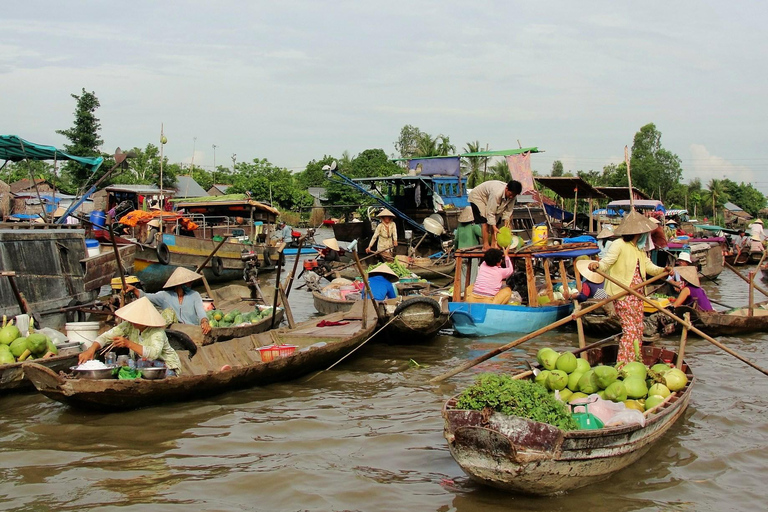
[276,221,293,244]
[365,264,399,300]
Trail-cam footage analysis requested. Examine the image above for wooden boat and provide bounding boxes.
[336,258,456,281]
[449,242,599,337]
[0,342,82,393]
[748,240,764,265]
[95,194,285,292]
[667,240,724,278]
[167,285,284,346]
[312,291,450,341]
[724,248,750,266]
[677,302,768,337]
[579,297,678,339]
[442,344,693,495]
[22,303,378,411]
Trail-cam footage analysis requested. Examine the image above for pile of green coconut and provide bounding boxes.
[534,347,689,412]
[0,318,58,365]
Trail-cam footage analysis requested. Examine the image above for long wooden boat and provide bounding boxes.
[667,240,724,278]
[312,292,450,341]
[22,303,378,411]
[677,302,768,337]
[748,240,764,265]
[166,284,283,346]
[579,299,677,339]
[443,344,693,495]
[449,243,599,337]
[335,258,456,281]
[0,342,82,393]
[724,249,750,266]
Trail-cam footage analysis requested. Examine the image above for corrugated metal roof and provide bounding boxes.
[174,175,209,198]
[723,201,743,211]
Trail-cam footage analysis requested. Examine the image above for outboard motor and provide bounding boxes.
[241,250,262,299]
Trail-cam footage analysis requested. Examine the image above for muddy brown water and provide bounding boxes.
[1,251,766,511]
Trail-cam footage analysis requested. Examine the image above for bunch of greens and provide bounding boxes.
[455,374,579,431]
[366,259,413,278]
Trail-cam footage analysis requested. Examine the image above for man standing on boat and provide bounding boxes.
[468,180,522,250]
[276,220,293,244]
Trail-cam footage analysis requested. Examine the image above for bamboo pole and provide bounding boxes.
[677,312,690,370]
[749,270,755,317]
[285,237,304,297]
[353,252,384,325]
[596,270,768,377]
[574,301,587,357]
[430,272,670,383]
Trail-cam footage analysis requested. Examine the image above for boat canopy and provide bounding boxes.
[172,194,280,216]
[606,199,665,212]
[535,177,607,199]
[0,135,103,173]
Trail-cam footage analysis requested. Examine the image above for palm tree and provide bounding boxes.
[415,134,456,158]
[705,179,729,224]
[462,141,488,188]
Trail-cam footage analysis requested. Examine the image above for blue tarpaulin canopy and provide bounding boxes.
[407,156,461,176]
[0,135,103,172]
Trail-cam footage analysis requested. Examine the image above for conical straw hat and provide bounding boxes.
[613,210,657,236]
[323,237,340,251]
[163,267,203,288]
[115,297,166,327]
[676,266,700,287]
[576,259,604,284]
[368,263,400,282]
[458,206,474,223]
[596,227,616,239]
[377,208,396,218]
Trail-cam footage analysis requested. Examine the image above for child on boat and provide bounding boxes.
[466,247,515,304]
[574,259,607,301]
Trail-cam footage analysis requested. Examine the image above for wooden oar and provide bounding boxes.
[285,237,305,298]
[429,272,670,383]
[194,236,229,301]
[596,269,768,377]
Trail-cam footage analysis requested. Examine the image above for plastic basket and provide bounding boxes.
[257,344,298,362]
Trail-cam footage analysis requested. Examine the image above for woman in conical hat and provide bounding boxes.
[588,210,669,364]
[365,263,400,300]
[367,208,398,260]
[672,266,714,312]
[77,297,182,375]
[125,267,211,335]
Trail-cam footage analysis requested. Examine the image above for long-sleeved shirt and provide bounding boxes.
[364,275,397,300]
[454,224,483,250]
[749,223,765,242]
[368,222,397,251]
[94,321,182,373]
[141,287,206,325]
[468,180,516,227]
[280,225,293,243]
[473,255,515,296]
[597,238,665,297]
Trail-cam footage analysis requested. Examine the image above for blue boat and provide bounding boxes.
[449,242,599,337]
[283,247,319,256]
[449,302,574,337]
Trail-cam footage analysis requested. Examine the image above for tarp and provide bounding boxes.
[0,135,103,172]
[408,156,460,176]
[506,153,534,193]
[544,202,573,221]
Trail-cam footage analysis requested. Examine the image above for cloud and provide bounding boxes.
[686,144,755,186]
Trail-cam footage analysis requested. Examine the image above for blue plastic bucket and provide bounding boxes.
[89,210,107,229]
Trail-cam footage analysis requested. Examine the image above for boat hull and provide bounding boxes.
[448,302,573,337]
[443,345,693,495]
[23,307,378,411]
[0,347,81,393]
[312,291,354,315]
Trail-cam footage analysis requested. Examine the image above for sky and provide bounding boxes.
[2,1,768,194]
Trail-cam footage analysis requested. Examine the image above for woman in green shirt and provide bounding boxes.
[77,297,182,375]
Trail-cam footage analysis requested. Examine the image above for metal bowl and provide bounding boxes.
[70,366,117,380]
[140,367,167,380]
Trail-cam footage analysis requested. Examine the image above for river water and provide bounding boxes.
[1,247,766,511]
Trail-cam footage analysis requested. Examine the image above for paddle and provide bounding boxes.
[596,270,768,377]
[429,272,671,383]
[725,261,768,298]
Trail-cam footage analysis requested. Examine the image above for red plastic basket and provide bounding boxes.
[257,344,298,362]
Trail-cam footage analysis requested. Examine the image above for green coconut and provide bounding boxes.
[9,337,28,358]
[567,371,584,392]
[645,394,667,411]
[0,324,20,345]
[604,381,628,402]
[534,370,551,389]
[575,358,591,374]
[556,352,578,374]
[536,348,559,371]
[623,376,649,399]
[594,365,618,389]
[622,361,648,380]
[664,368,688,391]
[558,388,573,402]
[0,351,14,365]
[648,383,671,398]
[546,370,569,391]
[577,370,599,394]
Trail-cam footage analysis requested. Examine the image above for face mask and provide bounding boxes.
[636,233,649,250]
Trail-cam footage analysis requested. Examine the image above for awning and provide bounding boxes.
[535,177,607,199]
[0,135,103,172]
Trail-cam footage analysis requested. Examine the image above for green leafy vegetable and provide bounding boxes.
[455,373,579,431]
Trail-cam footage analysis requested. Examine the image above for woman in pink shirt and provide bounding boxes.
[466,247,515,304]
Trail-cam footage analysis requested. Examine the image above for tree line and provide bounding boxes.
[6,89,764,223]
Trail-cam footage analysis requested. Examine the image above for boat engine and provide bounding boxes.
[240,250,262,299]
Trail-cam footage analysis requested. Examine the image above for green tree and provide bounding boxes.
[324,148,400,216]
[296,155,337,190]
[705,178,729,223]
[56,88,104,187]
[415,133,455,157]
[227,158,312,211]
[629,123,682,201]
[394,125,426,159]
[551,160,564,177]
[462,141,489,188]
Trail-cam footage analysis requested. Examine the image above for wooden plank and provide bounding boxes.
[525,256,537,307]
[278,284,295,329]
[559,260,571,300]
[574,301,587,358]
[453,256,463,302]
[542,261,555,301]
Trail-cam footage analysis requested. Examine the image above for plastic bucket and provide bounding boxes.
[532,225,548,246]
[89,210,107,229]
[85,239,100,257]
[65,322,101,349]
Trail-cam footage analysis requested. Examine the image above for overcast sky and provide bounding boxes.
[2,1,767,194]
